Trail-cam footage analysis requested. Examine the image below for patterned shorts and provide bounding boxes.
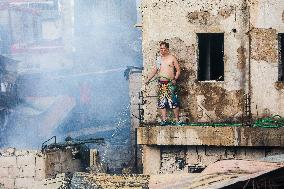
[158,80,179,109]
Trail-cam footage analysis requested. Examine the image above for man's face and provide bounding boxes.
[160,44,168,56]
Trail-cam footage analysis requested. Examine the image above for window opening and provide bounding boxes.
[198,33,224,81]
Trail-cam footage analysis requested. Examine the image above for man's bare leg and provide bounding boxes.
[173,107,179,122]
[160,108,167,121]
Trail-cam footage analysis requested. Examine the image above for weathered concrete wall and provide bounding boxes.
[129,70,143,171]
[139,125,284,174]
[129,71,142,149]
[142,145,160,175]
[0,148,45,189]
[249,0,284,118]
[159,146,284,174]
[138,126,284,147]
[141,0,284,122]
[142,145,284,175]
[139,126,235,146]
[142,0,249,123]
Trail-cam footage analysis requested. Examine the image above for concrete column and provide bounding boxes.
[129,71,142,167]
[142,145,160,174]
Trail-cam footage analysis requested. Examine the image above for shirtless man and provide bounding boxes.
[145,41,181,125]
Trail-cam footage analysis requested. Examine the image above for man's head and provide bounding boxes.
[159,41,169,56]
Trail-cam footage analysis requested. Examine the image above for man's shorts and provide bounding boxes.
[158,80,179,109]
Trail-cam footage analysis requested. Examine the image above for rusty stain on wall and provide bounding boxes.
[187,11,211,25]
[237,46,246,70]
[274,81,284,90]
[198,84,227,112]
[250,28,277,63]
[196,83,243,120]
[218,6,234,19]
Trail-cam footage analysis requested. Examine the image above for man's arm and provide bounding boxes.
[145,65,158,85]
[173,56,181,83]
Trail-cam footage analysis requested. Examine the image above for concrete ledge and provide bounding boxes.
[137,126,284,147]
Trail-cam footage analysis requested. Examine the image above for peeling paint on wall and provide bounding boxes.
[250,28,277,63]
[187,11,211,25]
[218,6,234,19]
[195,83,243,121]
[274,81,284,91]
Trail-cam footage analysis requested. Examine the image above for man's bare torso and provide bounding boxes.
[159,54,175,81]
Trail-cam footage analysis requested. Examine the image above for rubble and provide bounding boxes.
[70,172,149,189]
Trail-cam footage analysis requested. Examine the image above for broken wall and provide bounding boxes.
[0,148,45,189]
[141,0,250,123]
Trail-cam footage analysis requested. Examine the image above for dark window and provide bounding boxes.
[197,33,224,81]
[279,33,284,81]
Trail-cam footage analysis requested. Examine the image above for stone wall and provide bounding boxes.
[138,126,284,146]
[141,0,284,123]
[0,148,45,189]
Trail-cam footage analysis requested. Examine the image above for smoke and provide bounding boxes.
[1,0,141,168]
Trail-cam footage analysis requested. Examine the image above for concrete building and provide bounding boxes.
[135,0,284,174]
[0,0,75,73]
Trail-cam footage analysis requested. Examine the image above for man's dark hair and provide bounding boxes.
[160,41,169,49]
